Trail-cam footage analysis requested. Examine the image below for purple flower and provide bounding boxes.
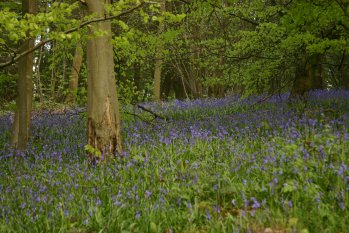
[308,119,317,127]
[145,190,152,198]
[251,197,260,209]
[187,202,192,209]
[206,210,211,221]
[288,201,293,208]
[340,202,345,210]
[135,211,141,219]
[273,177,278,184]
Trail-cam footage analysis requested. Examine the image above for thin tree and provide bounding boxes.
[153,0,166,101]
[65,41,84,104]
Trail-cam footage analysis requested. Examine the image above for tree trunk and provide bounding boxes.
[308,54,323,90]
[290,54,323,99]
[340,66,349,89]
[153,0,166,101]
[338,53,349,89]
[66,41,83,104]
[11,0,37,150]
[86,0,122,162]
[51,66,56,100]
[34,42,44,102]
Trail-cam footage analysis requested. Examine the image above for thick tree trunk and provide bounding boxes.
[290,54,323,99]
[86,0,122,162]
[11,0,37,150]
[66,42,83,104]
[153,0,166,101]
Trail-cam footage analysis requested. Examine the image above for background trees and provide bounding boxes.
[1,0,349,154]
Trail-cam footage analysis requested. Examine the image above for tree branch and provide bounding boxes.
[0,1,146,69]
[253,78,293,105]
[123,111,156,126]
[137,104,166,120]
[227,12,259,26]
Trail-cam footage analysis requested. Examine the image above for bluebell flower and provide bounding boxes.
[145,190,152,198]
[135,211,141,219]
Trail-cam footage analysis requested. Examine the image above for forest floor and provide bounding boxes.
[1,90,349,233]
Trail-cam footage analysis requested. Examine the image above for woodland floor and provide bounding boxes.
[0,90,349,233]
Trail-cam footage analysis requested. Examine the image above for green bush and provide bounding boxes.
[0,73,16,104]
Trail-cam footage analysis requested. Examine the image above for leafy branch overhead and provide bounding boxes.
[0,0,147,68]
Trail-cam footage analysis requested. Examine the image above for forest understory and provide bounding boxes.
[1,90,349,233]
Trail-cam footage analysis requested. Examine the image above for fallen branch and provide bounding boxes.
[252,78,293,105]
[123,111,156,126]
[137,104,166,120]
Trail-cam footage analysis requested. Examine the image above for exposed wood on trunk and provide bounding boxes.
[86,0,122,163]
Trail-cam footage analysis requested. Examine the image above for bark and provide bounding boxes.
[86,0,122,162]
[34,41,44,102]
[11,0,37,150]
[66,42,84,104]
[51,65,56,100]
[340,66,349,89]
[153,0,166,101]
[290,54,323,99]
[338,53,349,89]
[50,42,56,100]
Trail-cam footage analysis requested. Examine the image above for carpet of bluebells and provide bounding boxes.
[1,90,349,233]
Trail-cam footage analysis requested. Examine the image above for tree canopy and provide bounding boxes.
[1,0,349,154]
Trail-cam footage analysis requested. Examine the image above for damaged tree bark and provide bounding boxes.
[86,0,122,162]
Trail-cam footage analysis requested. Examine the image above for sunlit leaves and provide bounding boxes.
[0,2,80,44]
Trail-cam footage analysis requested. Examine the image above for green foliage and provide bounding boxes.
[117,79,151,105]
[220,0,349,94]
[0,2,80,44]
[84,144,102,158]
[0,73,16,104]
